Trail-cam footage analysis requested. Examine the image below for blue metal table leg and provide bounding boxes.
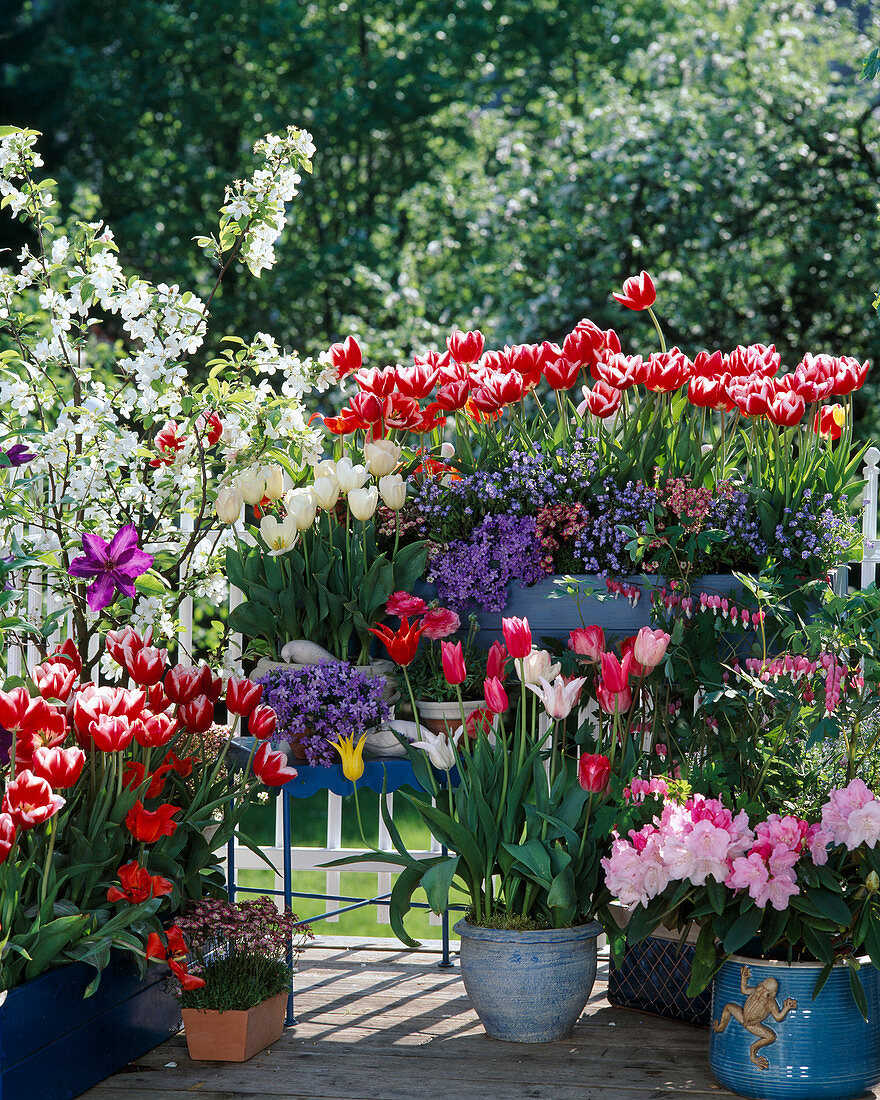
[282,791,296,1025]
[438,840,454,969]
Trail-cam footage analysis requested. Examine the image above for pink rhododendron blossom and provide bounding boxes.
[821,779,880,850]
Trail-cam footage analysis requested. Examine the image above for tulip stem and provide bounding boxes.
[647,307,666,355]
[40,817,57,910]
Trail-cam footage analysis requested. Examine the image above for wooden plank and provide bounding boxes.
[83,947,880,1100]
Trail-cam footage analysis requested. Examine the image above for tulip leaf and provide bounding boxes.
[501,839,552,888]
[421,856,460,915]
[547,865,577,911]
[388,864,427,950]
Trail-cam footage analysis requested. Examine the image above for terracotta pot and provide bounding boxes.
[182,990,287,1062]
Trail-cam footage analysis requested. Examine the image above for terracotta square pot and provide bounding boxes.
[182,990,287,1062]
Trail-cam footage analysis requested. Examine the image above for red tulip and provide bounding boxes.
[791,354,836,403]
[485,640,509,682]
[368,617,426,667]
[766,389,806,428]
[814,404,847,440]
[164,665,204,705]
[252,741,298,787]
[178,695,215,734]
[355,366,398,396]
[599,651,632,694]
[125,645,168,687]
[441,641,467,686]
[395,363,440,400]
[436,380,471,411]
[107,860,174,904]
[596,684,633,714]
[612,270,656,311]
[688,373,734,411]
[2,770,65,830]
[125,799,180,843]
[563,323,605,369]
[483,677,509,714]
[249,704,278,741]
[509,344,544,388]
[196,410,224,445]
[329,335,362,380]
[620,636,647,679]
[31,746,85,789]
[89,713,135,753]
[728,375,775,417]
[594,352,646,391]
[502,616,532,659]
[643,349,692,393]
[727,343,780,378]
[578,752,611,793]
[483,370,524,407]
[349,390,384,424]
[149,421,187,467]
[543,357,580,390]
[122,760,147,791]
[830,356,869,396]
[226,676,264,717]
[583,380,622,418]
[146,925,205,991]
[0,813,16,864]
[49,637,82,676]
[134,710,178,748]
[163,750,193,777]
[105,626,146,666]
[447,329,485,365]
[569,626,605,662]
[31,660,78,703]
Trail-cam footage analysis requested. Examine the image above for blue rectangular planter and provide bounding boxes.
[0,952,181,1100]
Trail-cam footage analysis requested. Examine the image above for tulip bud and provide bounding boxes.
[312,475,340,511]
[348,485,379,522]
[263,465,285,501]
[364,439,401,477]
[235,467,267,506]
[378,473,407,510]
[285,488,318,531]
[336,457,369,494]
[215,485,244,524]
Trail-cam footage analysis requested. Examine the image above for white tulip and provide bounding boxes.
[286,488,318,531]
[262,464,285,501]
[378,473,407,510]
[336,457,368,493]
[516,648,562,685]
[259,514,299,555]
[364,439,401,478]
[347,485,379,521]
[314,458,337,479]
[214,485,243,524]
[440,442,456,460]
[235,466,267,506]
[411,728,457,771]
[312,475,340,511]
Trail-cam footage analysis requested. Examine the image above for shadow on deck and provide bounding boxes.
[83,944,880,1100]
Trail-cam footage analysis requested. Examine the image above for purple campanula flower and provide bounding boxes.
[67,524,154,611]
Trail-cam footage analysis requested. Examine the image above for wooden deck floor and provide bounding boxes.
[85,942,880,1100]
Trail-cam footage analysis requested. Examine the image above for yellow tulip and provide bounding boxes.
[331,732,366,782]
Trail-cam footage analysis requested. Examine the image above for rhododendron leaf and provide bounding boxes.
[801,922,834,966]
[812,962,834,1001]
[706,877,726,916]
[808,888,852,928]
[721,908,762,956]
[862,913,880,970]
[848,958,870,1023]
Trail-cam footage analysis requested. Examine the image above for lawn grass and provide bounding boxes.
[233,788,463,943]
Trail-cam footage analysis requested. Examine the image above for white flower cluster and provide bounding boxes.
[0,125,327,661]
[220,126,315,277]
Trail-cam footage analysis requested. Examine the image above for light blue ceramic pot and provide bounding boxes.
[454,919,602,1042]
[709,956,880,1099]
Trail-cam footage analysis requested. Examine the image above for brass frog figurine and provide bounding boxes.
[712,965,798,1069]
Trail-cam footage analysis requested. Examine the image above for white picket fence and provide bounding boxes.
[4,448,880,927]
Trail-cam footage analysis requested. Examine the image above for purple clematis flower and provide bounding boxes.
[0,443,36,468]
[68,524,154,612]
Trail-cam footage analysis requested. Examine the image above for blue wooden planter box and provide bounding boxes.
[0,952,180,1100]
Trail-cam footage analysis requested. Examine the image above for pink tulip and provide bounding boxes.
[600,651,632,694]
[502,616,532,659]
[441,641,467,686]
[483,676,509,714]
[632,627,671,670]
[527,675,586,720]
[569,626,605,662]
[485,640,509,681]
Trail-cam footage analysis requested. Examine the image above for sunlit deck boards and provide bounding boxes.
[84,942,880,1100]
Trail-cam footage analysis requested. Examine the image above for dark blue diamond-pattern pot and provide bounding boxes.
[454,919,602,1043]
[709,956,880,1099]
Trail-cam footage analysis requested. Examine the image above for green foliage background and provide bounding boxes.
[2,0,880,432]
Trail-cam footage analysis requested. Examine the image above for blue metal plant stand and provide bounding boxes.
[226,739,458,1024]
